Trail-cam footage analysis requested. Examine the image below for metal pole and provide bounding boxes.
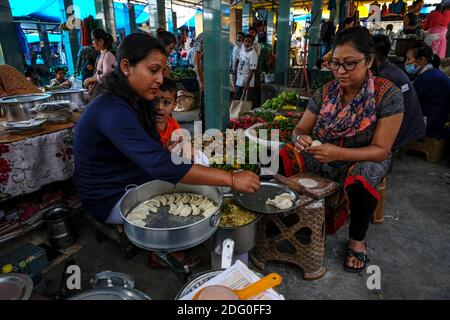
[307,0,323,69]
[275,0,292,85]
[203,0,231,130]
[242,2,251,34]
[0,0,24,70]
[267,11,275,47]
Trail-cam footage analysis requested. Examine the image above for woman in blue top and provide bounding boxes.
[405,42,450,139]
[73,33,260,224]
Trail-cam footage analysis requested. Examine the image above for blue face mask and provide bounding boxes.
[405,63,419,75]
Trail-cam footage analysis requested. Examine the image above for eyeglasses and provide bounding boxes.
[329,56,368,72]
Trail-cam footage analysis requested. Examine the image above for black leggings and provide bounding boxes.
[346,182,379,241]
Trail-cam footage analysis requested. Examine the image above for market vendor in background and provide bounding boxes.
[156,30,177,78]
[403,0,424,35]
[83,28,116,93]
[405,42,450,139]
[282,27,404,273]
[73,33,260,226]
[373,35,425,149]
[422,3,450,59]
[0,64,42,97]
[321,17,357,68]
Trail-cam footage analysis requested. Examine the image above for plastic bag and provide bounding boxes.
[175,90,195,112]
[70,75,83,89]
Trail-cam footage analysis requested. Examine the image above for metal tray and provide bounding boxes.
[67,287,151,300]
[0,273,33,300]
[233,181,300,215]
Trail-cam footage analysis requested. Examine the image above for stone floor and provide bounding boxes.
[67,154,450,300]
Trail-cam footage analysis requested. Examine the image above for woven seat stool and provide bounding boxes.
[85,214,137,260]
[250,199,327,280]
[406,137,447,163]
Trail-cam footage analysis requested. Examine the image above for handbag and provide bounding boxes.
[229,90,252,119]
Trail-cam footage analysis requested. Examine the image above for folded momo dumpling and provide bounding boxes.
[174,203,185,216]
[191,204,200,216]
[154,196,167,206]
[174,193,184,203]
[198,198,212,210]
[146,204,158,213]
[192,196,205,206]
[166,194,176,203]
[181,194,191,204]
[278,193,294,201]
[128,218,146,227]
[202,206,216,218]
[180,205,192,217]
[275,198,293,209]
[168,203,177,214]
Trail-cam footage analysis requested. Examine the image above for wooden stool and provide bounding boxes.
[250,199,327,280]
[406,137,447,163]
[85,214,137,260]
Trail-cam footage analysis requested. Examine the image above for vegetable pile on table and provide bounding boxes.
[255,115,299,143]
[261,91,306,110]
[229,110,275,130]
[170,67,196,81]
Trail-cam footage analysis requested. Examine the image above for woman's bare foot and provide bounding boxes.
[345,238,367,270]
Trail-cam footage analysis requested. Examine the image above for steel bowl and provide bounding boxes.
[0,93,51,122]
[67,287,151,300]
[49,88,88,109]
[114,180,224,252]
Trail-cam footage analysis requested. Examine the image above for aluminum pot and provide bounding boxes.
[43,206,77,250]
[49,88,88,109]
[115,180,224,252]
[209,214,262,255]
[0,93,51,122]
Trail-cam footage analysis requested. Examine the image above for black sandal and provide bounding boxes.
[344,247,369,273]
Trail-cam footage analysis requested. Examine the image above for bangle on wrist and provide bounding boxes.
[231,171,235,190]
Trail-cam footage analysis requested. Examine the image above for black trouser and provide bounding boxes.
[346,182,379,241]
[234,86,254,102]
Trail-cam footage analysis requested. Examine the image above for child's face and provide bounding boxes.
[156,90,176,123]
[56,70,66,80]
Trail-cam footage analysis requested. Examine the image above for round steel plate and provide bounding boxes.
[233,181,300,214]
[0,273,33,300]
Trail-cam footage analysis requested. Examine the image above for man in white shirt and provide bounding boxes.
[233,34,258,102]
[231,32,245,70]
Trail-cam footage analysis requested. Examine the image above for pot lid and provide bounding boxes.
[67,287,151,300]
[0,93,51,104]
[90,271,135,289]
[0,273,34,300]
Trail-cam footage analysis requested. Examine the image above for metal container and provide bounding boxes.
[43,206,77,250]
[67,287,151,300]
[210,215,262,255]
[49,88,88,109]
[0,93,51,122]
[90,271,135,289]
[0,273,34,300]
[114,180,224,252]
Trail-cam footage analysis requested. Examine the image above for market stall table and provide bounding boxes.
[0,113,81,199]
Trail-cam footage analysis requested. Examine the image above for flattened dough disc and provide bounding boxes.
[298,178,318,189]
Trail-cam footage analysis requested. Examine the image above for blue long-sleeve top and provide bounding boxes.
[73,93,193,222]
[413,68,450,139]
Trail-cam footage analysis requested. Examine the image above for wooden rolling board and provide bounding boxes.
[0,112,81,144]
[287,172,340,200]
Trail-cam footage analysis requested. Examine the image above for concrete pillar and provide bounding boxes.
[0,0,24,71]
[37,24,53,68]
[148,0,166,35]
[307,0,323,69]
[172,12,177,34]
[230,9,242,44]
[242,2,252,34]
[203,0,231,130]
[94,0,117,42]
[275,0,292,85]
[267,11,275,47]
[128,3,137,34]
[165,0,173,32]
[58,0,80,74]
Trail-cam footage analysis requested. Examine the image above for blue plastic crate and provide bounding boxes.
[0,243,48,274]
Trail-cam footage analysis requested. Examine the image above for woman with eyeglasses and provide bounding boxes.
[281,27,404,273]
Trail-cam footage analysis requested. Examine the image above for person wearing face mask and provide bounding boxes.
[405,42,450,139]
[232,32,245,72]
[233,34,258,103]
[280,27,404,273]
